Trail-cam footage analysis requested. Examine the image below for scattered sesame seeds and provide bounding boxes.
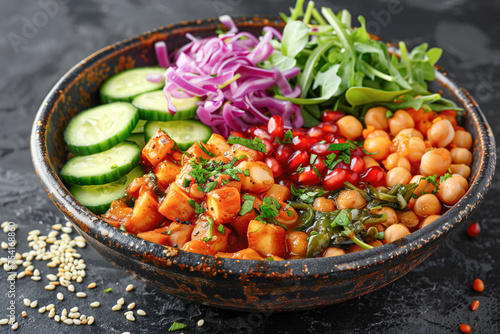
[198,319,205,327]
[127,302,136,310]
[22,311,27,318]
[70,307,79,312]
[54,315,60,322]
[87,316,95,325]
[45,285,56,290]
[126,314,136,322]
[57,293,64,301]
[73,319,81,325]
[136,309,146,317]
[47,274,57,281]
[12,322,19,330]
[87,282,96,289]
[68,284,75,292]
[23,299,31,307]
[30,300,38,308]
[112,305,122,311]
[63,319,74,325]
[117,298,125,305]
[0,319,9,325]
[124,311,133,316]
[76,292,87,298]
[90,302,100,308]
[125,284,134,292]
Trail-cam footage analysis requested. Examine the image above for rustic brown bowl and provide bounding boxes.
[31,16,496,312]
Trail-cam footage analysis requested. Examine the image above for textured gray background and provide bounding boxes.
[0,0,499,333]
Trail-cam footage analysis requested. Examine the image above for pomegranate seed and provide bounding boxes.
[312,156,327,174]
[306,126,323,138]
[287,150,310,172]
[323,168,348,191]
[472,278,484,292]
[335,161,350,170]
[267,115,284,138]
[359,166,386,187]
[289,171,299,183]
[345,169,360,186]
[322,132,336,143]
[466,222,480,238]
[291,128,306,137]
[253,128,274,142]
[334,136,346,144]
[230,131,247,139]
[310,142,331,156]
[471,300,479,311]
[318,122,339,135]
[265,157,283,178]
[292,135,311,151]
[274,144,293,165]
[261,139,274,155]
[459,324,471,333]
[246,125,258,136]
[350,156,365,174]
[351,147,365,157]
[298,166,322,186]
[276,178,292,189]
[321,110,345,123]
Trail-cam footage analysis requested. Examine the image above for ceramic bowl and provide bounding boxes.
[31,16,496,312]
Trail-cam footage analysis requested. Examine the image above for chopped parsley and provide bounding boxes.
[218,224,226,236]
[203,217,215,242]
[266,256,274,261]
[188,199,205,214]
[239,194,256,215]
[327,143,351,165]
[120,225,126,232]
[440,172,453,183]
[331,210,351,227]
[227,135,267,153]
[276,130,293,144]
[168,322,187,331]
[183,177,191,188]
[290,184,325,204]
[105,288,112,293]
[312,165,322,179]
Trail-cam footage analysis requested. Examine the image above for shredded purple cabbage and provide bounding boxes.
[154,16,303,136]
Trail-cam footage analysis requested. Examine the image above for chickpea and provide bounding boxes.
[337,115,363,140]
[364,137,392,161]
[413,194,441,217]
[450,147,472,165]
[395,128,424,140]
[388,110,415,136]
[276,202,298,226]
[365,107,389,130]
[386,167,412,187]
[410,175,435,196]
[437,177,466,205]
[407,137,427,163]
[450,164,471,179]
[363,155,380,168]
[313,197,336,212]
[451,130,473,149]
[427,119,455,147]
[285,231,308,257]
[419,215,441,229]
[323,247,346,257]
[383,153,411,171]
[384,224,410,243]
[337,190,367,209]
[365,130,391,140]
[397,210,419,228]
[371,207,398,227]
[419,148,452,177]
[451,174,469,190]
[373,223,386,232]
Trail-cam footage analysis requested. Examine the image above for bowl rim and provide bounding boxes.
[31,15,497,278]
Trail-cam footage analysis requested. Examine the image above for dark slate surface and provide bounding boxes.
[0,0,499,333]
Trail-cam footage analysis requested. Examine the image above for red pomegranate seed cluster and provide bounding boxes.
[230,113,386,191]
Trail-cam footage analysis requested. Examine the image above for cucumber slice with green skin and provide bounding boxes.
[144,120,213,151]
[69,166,144,215]
[64,102,139,155]
[127,133,146,150]
[132,119,147,133]
[100,67,165,103]
[132,90,199,121]
[61,141,141,186]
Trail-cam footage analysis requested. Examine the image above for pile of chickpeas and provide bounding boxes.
[318,106,473,257]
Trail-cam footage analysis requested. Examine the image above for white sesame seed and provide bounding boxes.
[30,300,38,308]
[39,306,46,313]
[62,309,67,317]
[136,309,146,316]
[87,282,96,289]
[112,305,122,311]
[87,316,95,325]
[46,304,55,310]
[90,302,100,308]
[18,271,26,278]
[31,276,41,281]
[122,332,131,334]
[33,269,40,276]
[45,285,55,291]
[76,241,86,248]
[62,227,72,234]
[22,311,27,317]
[70,307,78,312]
[124,311,133,316]
[63,319,73,325]
[0,319,9,325]
[80,315,86,321]
[76,276,83,283]
[49,310,55,318]
[0,222,7,228]
[127,302,135,310]
[117,298,125,305]
[125,284,134,292]
[55,315,60,322]
[12,322,18,330]
[71,312,80,319]
[198,319,205,327]
[47,274,57,281]
[76,292,87,298]
[23,299,31,307]
[126,314,135,322]
[57,293,64,301]
[68,284,75,292]
[61,315,67,321]
[1,242,8,249]
[26,265,34,272]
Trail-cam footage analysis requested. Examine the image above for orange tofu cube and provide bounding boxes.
[141,130,176,167]
[158,184,195,222]
[206,186,241,224]
[123,190,164,234]
[247,220,286,257]
[206,133,231,157]
[261,184,291,202]
[154,159,181,189]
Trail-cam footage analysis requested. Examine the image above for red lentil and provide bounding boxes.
[460,323,471,333]
[472,278,484,292]
[466,222,480,238]
[471,300,480,311]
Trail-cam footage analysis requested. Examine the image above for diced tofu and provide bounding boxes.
[206,187,241,224]
[206,133,231,157]
[185,141,214,161]
[247,220,286,257]
[158,184,195,222]
[191,216,230,253]
[141,130,176,167]
[216,248,263,260]
[154,159,181,189]
[238,161,274,193]
[163,222,194,249]
[123,190,164,234]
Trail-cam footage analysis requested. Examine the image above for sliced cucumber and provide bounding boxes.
[100,67,165,103]
[132,119,147,133]
[61,141,141,186]
[127,133,146,150]
[132,90,199,121]
[69,166,144,215]
[64,102,139,155]
[144,120,213,151]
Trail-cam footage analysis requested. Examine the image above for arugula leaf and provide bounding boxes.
[331,210,351,227]
[281,20,310,59]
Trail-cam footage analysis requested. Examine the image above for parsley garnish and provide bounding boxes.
[218,224,226,236]
[327,143,351,164]
[188,199,204,214]
[266,256,274,261]
[421,174,439,195]
[198,181,218,193]
[276,130,293,144]
[120,225,126,232]
[243,169,250,176]
[203,217,215,242]
[312,165,322,179]
[198,140,215,157]
[183,178,191,188]
[168,322,187,331]
[239,194,256,215]
[310,154,318,165]
[290,184,325,204]
[227,135,267,153]
[440,172,453,183]
[331,210,351,227]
